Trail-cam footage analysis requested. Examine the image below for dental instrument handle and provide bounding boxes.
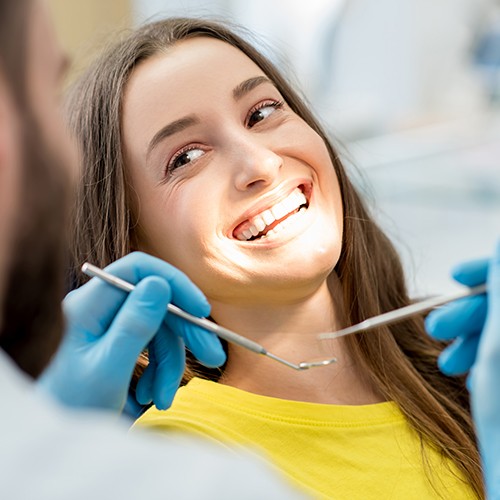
[81,263,267,355]
[166,303,267,354]
[318,283,487,341]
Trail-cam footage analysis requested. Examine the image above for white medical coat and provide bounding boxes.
[0,349,304,499]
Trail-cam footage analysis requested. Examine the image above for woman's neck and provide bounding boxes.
[210,280,385,405]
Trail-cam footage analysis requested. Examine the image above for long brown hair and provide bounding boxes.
[66,18,483,497]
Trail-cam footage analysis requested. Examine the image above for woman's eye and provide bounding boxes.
[168,147,205,173]
[247,101,283,128]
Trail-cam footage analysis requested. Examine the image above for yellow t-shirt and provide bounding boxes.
[134,377,476,499]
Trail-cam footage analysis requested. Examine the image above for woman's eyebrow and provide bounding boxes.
[147,115,200,159]
[233,76,273,101]
[147,76,272,159]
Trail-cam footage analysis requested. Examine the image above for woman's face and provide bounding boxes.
[122,37,343,305]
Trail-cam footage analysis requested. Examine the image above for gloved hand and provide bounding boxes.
[425,241,500,498]
[39,252,226,415]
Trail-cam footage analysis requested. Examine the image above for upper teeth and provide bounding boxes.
[235,188,307,241]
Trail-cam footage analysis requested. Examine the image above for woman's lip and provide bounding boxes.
[229,179,312,238]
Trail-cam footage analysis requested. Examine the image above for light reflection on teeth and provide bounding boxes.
[234,187,308,242]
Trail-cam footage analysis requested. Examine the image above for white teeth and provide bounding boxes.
[262,210,274,226]
[235,187,308,241]
[253,217,266,232]
[260,206,306,240]
[244,216,266,239]
[282,193,297,214]
[296,190,307,206]
[270,201,288,221]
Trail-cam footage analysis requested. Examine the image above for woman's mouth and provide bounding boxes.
[233,187,309,242]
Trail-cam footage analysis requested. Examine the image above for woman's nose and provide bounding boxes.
[231,137,283,191]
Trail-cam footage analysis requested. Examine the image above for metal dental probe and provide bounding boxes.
[82,263,337,371]
[318,283,487,341]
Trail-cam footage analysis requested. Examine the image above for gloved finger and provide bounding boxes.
[438,332,481,375]
[97,276,172,380]
[451,258,489,287]
[136,367,154,406]
[149,328,186,410]
[65,252,210,334]
[136,345,156,406]
[425,295,487,341]
[123,392,147,420]
[486,240,500,325]
[166,314,226,368]
[476,240,500,360]
[63,280,129,337]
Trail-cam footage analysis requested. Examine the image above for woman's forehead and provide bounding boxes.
[125,37,266,99]
[122,37,269,127]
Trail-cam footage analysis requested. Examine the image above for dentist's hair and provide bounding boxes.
[66,18,483,497]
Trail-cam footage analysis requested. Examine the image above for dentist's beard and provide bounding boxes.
[0,112,72,378]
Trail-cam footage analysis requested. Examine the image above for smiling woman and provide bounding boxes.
[66,18,483,499]
[120,36,343,307]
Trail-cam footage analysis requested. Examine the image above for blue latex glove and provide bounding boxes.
[425,241,500,498]
[39,252,226,415]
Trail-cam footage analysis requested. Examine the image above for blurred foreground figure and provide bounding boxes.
[0,1,302,498]
[426,243,500,499]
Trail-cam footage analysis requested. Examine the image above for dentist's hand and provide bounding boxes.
[425,258,488,377]
[425,241,500,497]
[39,252,226,415]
